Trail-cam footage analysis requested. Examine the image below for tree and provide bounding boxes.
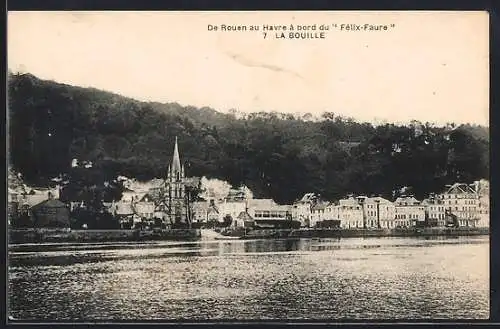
[222,215,233,227]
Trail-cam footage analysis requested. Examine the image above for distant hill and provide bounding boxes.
[8,73,489,203]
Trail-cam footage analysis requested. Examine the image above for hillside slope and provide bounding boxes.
[8,73,489,203]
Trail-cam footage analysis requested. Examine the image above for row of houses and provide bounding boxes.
[186,181,489,229]
[7,173,489,230]
[307,181,489,229]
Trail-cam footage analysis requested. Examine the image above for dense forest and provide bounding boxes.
[8,73,489,204]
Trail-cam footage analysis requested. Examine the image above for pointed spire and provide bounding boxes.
[172,136,181,175]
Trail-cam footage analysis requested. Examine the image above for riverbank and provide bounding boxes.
[241,227,489,239]
[8,226,489,244]
[9,228,201,244]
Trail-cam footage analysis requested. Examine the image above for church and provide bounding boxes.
[154,137,193,228]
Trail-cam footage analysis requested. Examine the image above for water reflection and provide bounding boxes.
[8,236,489,321]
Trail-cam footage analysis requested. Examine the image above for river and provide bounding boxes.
[8,235,489,321]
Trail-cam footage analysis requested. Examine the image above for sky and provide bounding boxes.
[8,11,489,126]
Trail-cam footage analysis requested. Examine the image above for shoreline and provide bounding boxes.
[241,227,489,239]
[8,228,201,244]
[8,227,489,245]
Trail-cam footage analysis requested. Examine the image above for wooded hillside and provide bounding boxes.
[8,73,489,203]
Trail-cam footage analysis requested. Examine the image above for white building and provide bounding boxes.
[248,199,292,221]
[421,195,446,227]
[394,196,425,227]
[439,183,479,227]
[219,200,246,222]
[310,201,332,227]
[357,196,395,229]
[291,193,318,227]
[192,200,220,224]
[133,194,156,219]
[292,202,312,227]
[337,197,364,229]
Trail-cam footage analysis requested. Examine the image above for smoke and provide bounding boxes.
[199,177,232,200]
[199,177,255,201]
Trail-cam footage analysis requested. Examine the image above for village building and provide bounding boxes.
[132,194,156,220]
[394,196,425,228]
[109,201,137,225]
[439,183,479,227]
[291,202,312,227]
[219,199,247,224]
[192,200,209,223]
[248,199,292,220]
[421,194,446,227]
[192,199,220,224]
[236,210,254,228]
[291,193,316,227]
[13,189,62,222]
[357,196,396,229]
[216,185,254,226]
[336,197,364,229]
[30,196,70,229]
[310,201,333,227]
[245,199,293,228]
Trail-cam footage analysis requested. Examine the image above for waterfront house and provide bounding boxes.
[291,193,316,227]
[310,201,331,227]
[247,199,293,228]
[30,196,70,229]
[219,199,247,224]
[337,197,364,229]
[394,196,425,228]
[439,183,479,227]
[358,196,396,229]
[292,202,312,227]
[133,194,156,220]
[192,199,220,225]
[421,194,446,227]
[247,199,292,220]
[110,201,138,226]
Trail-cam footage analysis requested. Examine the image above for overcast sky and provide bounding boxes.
[8,11,489,126]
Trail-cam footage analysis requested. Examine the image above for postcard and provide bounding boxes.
[7,11,490,322]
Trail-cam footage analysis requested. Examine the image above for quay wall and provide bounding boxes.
[248,227,489,239]
[9,228,201,244]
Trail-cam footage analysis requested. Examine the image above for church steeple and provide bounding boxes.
[172,136,181,175]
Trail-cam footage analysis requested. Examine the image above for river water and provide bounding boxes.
[8,235,489,321]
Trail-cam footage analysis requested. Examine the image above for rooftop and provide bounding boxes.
[444,183,478,195]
